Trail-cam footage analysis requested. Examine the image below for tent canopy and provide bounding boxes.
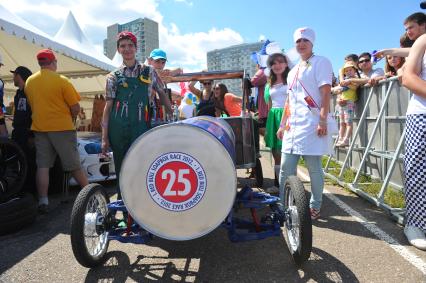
[0,4,114,98]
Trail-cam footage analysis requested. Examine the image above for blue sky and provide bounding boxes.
[1,0,423,74]
[156,0,420,71]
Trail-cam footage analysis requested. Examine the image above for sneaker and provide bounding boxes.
[404,225,426,250]
[310,208,320,220]
[38,204,49,214]
[265,186,279,195]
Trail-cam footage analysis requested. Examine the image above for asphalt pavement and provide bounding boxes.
[1,149,426,282]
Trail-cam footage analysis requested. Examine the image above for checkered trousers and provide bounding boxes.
[404,114,426,230]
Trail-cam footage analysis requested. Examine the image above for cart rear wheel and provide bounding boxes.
[283,176,312,266]
[70,183,110,267]
[255,158,263,187]
[0,138,27,202]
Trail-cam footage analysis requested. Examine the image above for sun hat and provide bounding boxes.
[342,61,357,70]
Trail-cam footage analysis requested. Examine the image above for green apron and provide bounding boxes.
[108,68,151,194]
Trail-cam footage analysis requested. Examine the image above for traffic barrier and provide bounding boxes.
[324,76,409,224]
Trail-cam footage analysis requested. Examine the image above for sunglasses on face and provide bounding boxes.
[358,59,371,64]
[202,82,211,85]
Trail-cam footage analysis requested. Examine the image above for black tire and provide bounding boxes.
[70,183,110,268]
[255,158,263,188]
[0,193,37,235]
[0,138,28,202]
[283,176,312,266]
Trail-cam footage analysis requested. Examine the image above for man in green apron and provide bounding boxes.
[101,31,172,198]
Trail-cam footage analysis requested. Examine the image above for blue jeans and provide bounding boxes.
[279,153,324,210]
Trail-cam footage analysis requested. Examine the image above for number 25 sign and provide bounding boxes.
[146,152,207,212]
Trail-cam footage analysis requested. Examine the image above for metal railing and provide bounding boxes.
[324,77,410,224]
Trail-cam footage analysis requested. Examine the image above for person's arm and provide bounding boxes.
[251,69,267,87]
[188,81,202,98]
[169,68,183,76]
[341,77,369,87]
[69,103,80,120]
[151,67,173,115]
[276,96,289,140]
[318,84,331,137]
[375,48,410,59]
[402,34,426,98]
[101,100,113,154]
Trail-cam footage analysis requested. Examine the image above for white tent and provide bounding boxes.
[0,4,115,118]
[112,51,123,67]
[54,11,114,67]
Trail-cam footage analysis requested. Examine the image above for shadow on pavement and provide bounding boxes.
[84,232,358,282]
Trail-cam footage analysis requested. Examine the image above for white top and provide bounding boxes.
[282,55,333,155]
[270,83,288,108]
[360,68,385,79]
[406,52,426,115]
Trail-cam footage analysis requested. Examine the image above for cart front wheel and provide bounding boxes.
[70,183,110,267]
[283,176,312,266]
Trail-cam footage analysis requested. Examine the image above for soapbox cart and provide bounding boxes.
[70,70,313,268]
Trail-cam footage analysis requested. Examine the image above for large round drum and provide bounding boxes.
[120,116,237,240]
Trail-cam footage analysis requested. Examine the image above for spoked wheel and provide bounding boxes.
[70,183,110,267]
[0,138,27,202]
[283,176,312,266]
[255,158,263,188]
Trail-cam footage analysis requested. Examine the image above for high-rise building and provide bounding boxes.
[103,17,159,63]
[207,42,264,95]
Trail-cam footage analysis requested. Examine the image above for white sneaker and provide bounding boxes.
[404,225,426,250]
[265,186,279,194]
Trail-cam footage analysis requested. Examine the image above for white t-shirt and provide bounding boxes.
[270,83,287,108]
[282,55,333,155]
[360,68,385,79]
[406,52,426,115]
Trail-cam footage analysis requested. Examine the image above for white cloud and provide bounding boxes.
[0,0,243,71]
[258,34,266,41]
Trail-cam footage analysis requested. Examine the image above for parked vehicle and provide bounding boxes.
[69,132,116,186]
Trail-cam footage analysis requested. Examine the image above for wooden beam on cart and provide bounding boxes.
[165,70,245,83]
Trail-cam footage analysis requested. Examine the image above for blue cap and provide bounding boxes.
[149,49,167,60]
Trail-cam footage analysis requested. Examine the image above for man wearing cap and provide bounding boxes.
[10,66,36,193]
[0,53,7,137]
[25,49,88,213]
[101,31,172,199]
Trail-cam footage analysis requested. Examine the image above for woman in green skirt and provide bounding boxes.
[264,53,291,192]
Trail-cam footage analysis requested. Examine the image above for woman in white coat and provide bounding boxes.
[276,27,333,220]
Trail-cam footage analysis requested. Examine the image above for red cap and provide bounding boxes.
[117,31,137,46]
[36,49,56,61]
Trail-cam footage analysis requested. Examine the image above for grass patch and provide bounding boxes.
[310,156,405,208]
